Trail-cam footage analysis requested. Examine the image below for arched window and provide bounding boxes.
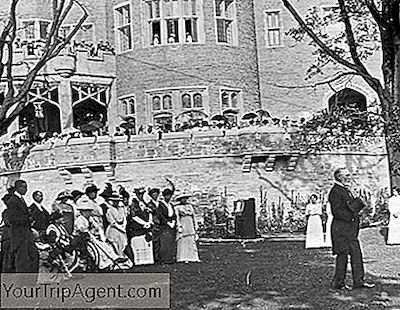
[182,93,191,108]
[221,92,229,108]
[152,96,161,110]
[193,93,203,107]
[231,93,237,108]
[122,100,128,115]
[128,98,135,114]
[163,95,172,109]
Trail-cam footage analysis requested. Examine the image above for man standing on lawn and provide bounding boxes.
[328,168,375,290]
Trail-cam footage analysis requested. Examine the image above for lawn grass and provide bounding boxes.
[132,227,399,310]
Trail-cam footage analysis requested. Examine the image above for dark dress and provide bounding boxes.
[328,183,366,287]
[29,202,50,237]
[155,200,176,264]
[127,199,154,265]
[6,193,39,277]
[0,209,15,272]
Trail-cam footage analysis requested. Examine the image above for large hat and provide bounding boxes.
[71,190,84,200]
[77,198,94,210]
[148,188,160,196]
[134,187,146,194]
[175,192,192,200]
[85,184,100,194]
[105,191,123,201]
[56,190,73,201]
[99,183,113,198]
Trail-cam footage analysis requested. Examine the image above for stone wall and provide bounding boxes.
[0,132,389,214]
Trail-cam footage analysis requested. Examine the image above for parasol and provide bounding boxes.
[79,120,104,133]
[241,112,258,120]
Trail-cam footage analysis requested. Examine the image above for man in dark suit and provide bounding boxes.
[6,180,39,277]
[328,168,374,290]
[29,190,50,238]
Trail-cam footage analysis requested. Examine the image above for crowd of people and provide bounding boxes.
[0,178,201,284]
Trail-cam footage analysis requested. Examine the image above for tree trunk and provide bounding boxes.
[385,34,400,191]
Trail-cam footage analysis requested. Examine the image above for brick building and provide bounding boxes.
[0,0,381,137]
[0,0,389,215]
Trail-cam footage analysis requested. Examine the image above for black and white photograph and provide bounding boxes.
[0,0,399,309]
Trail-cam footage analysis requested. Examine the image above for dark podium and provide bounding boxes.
[233,198,256,239]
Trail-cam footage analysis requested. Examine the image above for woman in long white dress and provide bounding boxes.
[175,193,200,263]
[387,187,400,245]
[305,194,325,249]
[105,193,129,258]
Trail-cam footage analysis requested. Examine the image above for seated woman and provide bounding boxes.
[77,197,132,271]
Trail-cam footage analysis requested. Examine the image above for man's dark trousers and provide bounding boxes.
[333,239,364,287]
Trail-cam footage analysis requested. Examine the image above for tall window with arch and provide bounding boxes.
[220,89,241,110]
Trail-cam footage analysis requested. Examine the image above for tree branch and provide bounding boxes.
[337,0,373,77]
[2,0,88,127]
[364,0,387,29]
[282,0,360,72]
[270,71,359,89]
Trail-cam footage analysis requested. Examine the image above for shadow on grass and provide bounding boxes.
[165,235,400,310]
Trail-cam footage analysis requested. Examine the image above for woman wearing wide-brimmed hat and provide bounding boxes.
[104,192,129,258]
[175,192,200,263]
[155,178,177,264]
[85,183,107,241]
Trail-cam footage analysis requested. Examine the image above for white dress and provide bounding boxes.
[305,202,325,249]
[387,195,400,245]
[324,203,333,247]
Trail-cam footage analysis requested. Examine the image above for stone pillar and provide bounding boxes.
[108,79,118,136]
[58,78,73,131]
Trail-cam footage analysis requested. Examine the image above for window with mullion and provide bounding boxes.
[265,11,282,47]
[215,0,236,44]
[145,0,200,45]
[115,4,133,52]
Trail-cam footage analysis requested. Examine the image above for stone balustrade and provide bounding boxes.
[0,131,387,174]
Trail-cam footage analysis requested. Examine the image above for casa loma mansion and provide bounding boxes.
[0,0,376,141]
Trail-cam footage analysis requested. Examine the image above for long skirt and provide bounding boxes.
[130,235,154,265]
[88,238,132,270]
[305,215,325,249]
[105,227,128,257]
[324,216,333,247]
[176,235,200,263]
[387,215,400,245]
[158,228,176,264]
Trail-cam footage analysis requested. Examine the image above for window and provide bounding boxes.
[115,4,133,52]
[215,0,236,44]
[152,94,173,111]
[265,11,282,47]
[163,95,172,109]
[144,0,199,45]
[220,89,241,109]
[121,97,136,115]
[148,87,206,131]
[59,24,95,43]
[39,21,50,39]
[23,21,35,40]
[181,92,203,108]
